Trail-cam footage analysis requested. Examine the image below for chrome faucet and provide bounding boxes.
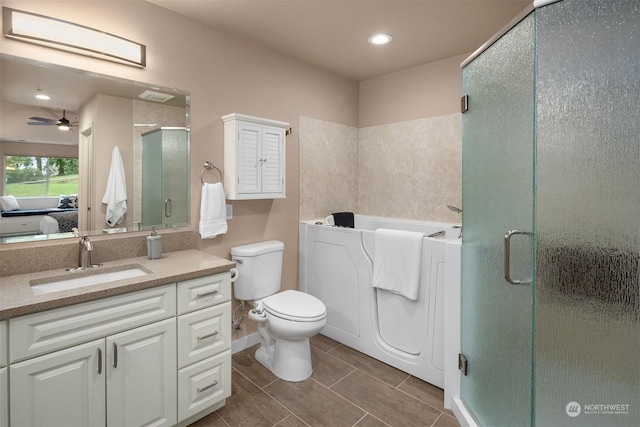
[447,205,462,214]
[427,230,446,238]
[447,205,462,238]
[78,235,93,269]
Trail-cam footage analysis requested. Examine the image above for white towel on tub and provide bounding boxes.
[372,228,423,301]
[199,182,227,239]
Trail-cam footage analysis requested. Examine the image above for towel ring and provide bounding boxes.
[200,161,223,185]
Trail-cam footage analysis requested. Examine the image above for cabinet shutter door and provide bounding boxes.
[261,127,284,194]
[237,122,261,194]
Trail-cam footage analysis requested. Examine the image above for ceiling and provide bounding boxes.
[148,0,530,81]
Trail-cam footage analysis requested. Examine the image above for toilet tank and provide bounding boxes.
[230,240,284,301]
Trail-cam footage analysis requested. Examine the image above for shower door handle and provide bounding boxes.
[504,230,532,285]
[164,198,172,217]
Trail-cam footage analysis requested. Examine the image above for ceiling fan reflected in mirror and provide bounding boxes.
[27,110,78,131]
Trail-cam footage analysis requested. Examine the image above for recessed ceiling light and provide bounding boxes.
[368,33,393,45]
[35,88,50,100]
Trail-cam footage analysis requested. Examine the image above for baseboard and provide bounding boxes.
[231,332,260,354]
[452,397,479,427]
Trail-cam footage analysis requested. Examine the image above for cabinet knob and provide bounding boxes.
[197,380,219,393]
[197,330,219,341]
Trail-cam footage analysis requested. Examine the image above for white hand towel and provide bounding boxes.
[102,146,127,227]
[372,228,423,301]
[199,182,228,239]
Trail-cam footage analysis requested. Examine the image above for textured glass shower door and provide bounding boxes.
[141,127,189,228]
[461,12,535,427]
[534,1,640,425]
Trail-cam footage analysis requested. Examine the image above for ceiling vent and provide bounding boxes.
[138,90,175,103]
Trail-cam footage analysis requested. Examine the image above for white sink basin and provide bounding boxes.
[31,264,153,295]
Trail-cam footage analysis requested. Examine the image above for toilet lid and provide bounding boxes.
[262,290,326,322]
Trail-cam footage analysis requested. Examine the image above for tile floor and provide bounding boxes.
[191,334,460,427]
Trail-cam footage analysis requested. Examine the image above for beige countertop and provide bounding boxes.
[0,249,235,320]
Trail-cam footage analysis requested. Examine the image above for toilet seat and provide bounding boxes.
[262,290,326,322]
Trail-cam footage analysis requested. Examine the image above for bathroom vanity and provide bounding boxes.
[0,250,234,427]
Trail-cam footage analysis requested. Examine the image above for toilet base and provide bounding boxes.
[254,324,313,382]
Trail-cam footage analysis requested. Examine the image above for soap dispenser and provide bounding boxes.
[147,227,162,259]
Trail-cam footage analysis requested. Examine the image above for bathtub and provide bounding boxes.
[299,215,461,389]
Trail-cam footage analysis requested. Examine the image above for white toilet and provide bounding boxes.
[231,240,326,382]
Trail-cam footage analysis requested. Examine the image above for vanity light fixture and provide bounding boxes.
[368,33,393,45]
[2,7,146,67]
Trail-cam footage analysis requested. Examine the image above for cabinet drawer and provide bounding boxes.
[177,350,231,423]
[10,284,176,363]
[0,321,6,367]
[177,303,231,369]
[177,273,231,315]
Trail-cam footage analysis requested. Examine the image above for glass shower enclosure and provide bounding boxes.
[141,127,190,229]
[461,0,639,426]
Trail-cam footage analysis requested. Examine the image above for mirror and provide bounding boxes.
[0,55,190,244]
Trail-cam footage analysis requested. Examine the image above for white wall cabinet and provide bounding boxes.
[6,272,232,427]
[223,113,289,200]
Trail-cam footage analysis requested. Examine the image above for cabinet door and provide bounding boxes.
[106,318,177,427]
[261,126,285,194]
[10,340,105,427]
[0,368,7,427]
[237,121,262,194]
[0,320,5,367]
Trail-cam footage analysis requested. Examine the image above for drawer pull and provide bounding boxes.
[197,330,219,341]
[197,380,219,393]
[113,342,118,368]
[196,289,219,298]
[97,348,102,374]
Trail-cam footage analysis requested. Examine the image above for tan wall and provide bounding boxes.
[0,0,359,340]
[299,117,359,220]
[299,114,462,224]
[359,53,468,127]
[300,54,466,223]
[357,114,462,222]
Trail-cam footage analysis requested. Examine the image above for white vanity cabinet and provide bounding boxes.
[176,274,232,425]
[0,320,7,427]
[5,270,233,427]
[10,319,176,427]
[223,113,289,200]
[9,285,177,427]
